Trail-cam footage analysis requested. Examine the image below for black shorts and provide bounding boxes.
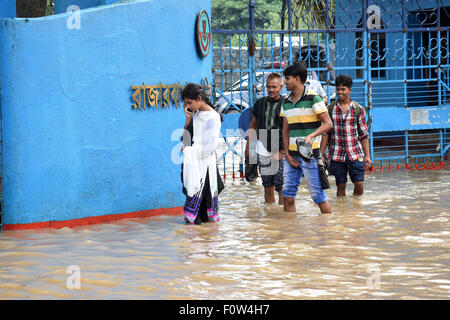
[257,153,284,191]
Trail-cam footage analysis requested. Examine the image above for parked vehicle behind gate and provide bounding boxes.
[214,69,335,114]
[213,45,336,114]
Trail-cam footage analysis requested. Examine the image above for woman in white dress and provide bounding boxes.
[181,83,221,225]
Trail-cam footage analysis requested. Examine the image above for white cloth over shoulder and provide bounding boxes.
[183,110,221,197]
[182,146,201,197]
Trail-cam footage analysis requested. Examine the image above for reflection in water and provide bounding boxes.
[0,168,449,299]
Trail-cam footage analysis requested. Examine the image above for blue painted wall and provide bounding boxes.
[0,0,212,225]
[0,1,16,18]
[372,106,450,132]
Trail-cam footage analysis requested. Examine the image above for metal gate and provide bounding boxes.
[212,0,450,177]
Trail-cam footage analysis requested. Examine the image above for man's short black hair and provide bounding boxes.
[335,75,353,88]
[283,61,308,84]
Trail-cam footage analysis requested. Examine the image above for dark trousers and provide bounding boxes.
[195,169,211,223]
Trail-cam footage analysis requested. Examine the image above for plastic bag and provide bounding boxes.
[244,156,258,182]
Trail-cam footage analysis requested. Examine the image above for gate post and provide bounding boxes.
[248,0,256,109]
[437,0,442,106]
[402,0,407,109]
[402,0,408,166]
[287,0,293,64]
[325,0,331,100]
[363,0,374,162]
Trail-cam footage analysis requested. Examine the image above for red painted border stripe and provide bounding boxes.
[3,206,184,231]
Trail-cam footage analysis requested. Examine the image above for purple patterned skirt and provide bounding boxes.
[183,170,219,224]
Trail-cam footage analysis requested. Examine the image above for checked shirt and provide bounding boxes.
[327,100,369,162]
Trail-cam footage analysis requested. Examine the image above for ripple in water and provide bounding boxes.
[0,167,449,299]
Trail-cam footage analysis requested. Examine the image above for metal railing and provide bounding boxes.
[212,0,450,178]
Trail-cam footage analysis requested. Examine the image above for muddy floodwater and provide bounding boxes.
[0,167,449,299]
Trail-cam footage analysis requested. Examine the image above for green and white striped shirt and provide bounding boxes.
[280,90,327,153]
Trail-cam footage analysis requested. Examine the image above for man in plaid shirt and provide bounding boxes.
[320,75,372,196]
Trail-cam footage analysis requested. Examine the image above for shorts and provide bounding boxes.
[257,153,284,191]
[282,156,327,204]
[330,155,365,185]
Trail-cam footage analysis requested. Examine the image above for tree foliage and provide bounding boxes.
[290,0,335,29]
[16,0,53,17]
[212,0,334,30]
[16,0,47,17]
[212,0,283,29]
[211,0,334,47]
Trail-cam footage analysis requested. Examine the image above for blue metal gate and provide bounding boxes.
[212,0,450,176]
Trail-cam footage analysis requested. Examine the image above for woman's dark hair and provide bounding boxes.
[335,75,353,89]
[283,61,308,84]
[181,83,214,108]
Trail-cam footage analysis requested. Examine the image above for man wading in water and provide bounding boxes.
[320,75,371,196]
[245,73,285,205]
[280,61,333,214]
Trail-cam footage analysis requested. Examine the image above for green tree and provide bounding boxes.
[46,0,54,16]
[16,0,47,17]
[211,0,247,29]
[212,0,283,30]
[288,0,335,29]
[212,0,334,30]
[211,0,334,46]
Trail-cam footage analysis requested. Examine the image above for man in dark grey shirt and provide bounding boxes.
[245,73,285,205]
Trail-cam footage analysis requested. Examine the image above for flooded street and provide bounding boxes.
[0,167,449,299]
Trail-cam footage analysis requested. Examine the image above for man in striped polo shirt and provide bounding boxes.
[280,61,333,214]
